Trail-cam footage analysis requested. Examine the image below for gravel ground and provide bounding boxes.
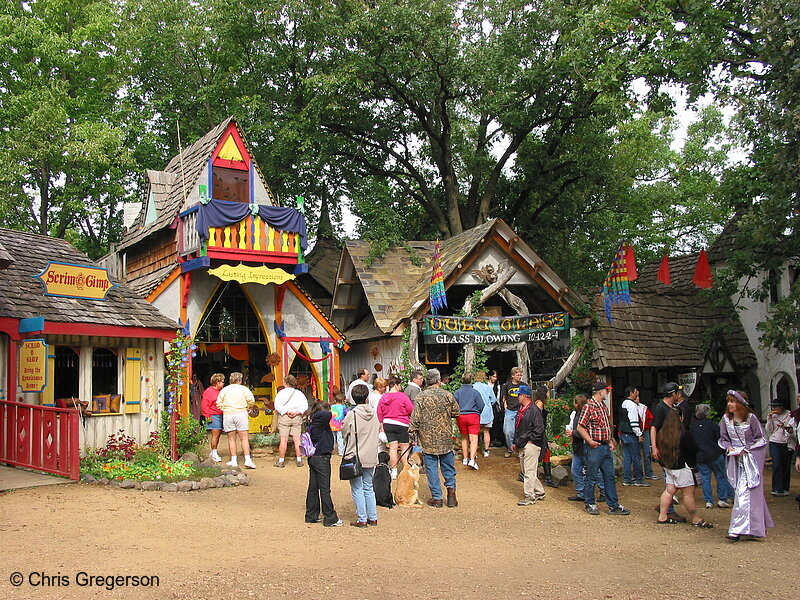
[1,448,798,600]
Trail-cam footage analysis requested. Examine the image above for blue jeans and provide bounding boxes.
[572,451,605,498]
[584,443,620,509]
[697,455,733,503]
[620,433,643,483]
[640,430,655,478]
[503,409,518,451]
[334,431,344,455]
[349,467,377,522]
[422,451,457,500]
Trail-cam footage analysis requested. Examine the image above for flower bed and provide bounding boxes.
[79,429,249,491]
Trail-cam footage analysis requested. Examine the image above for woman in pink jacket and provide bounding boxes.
[377,375,414,480]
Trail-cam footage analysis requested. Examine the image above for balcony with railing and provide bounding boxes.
[179,201,306,267]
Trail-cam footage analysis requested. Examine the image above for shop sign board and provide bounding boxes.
[19,339,48,393]
[678,372,698,397]
[209,264,295,285]
[35,262,116,300]
[422,312,569,344]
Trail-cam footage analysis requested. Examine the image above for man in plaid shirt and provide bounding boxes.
[577,381,631,516]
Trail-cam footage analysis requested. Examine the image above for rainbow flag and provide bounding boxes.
[602,243,631,323]
[429,237,448,315]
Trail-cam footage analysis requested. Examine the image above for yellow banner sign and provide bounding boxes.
[35,262,116,300]
[19,339,48,393]
[209,264,295,286]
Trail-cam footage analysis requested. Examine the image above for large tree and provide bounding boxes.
[692,0,800,351]
[0,0,135,257]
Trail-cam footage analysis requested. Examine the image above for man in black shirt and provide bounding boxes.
[500,367,525,458]
[651,382,688,523]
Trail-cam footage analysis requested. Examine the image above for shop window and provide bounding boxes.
[54,346,79,400]
[92,348,120,413]
[197,282,264,344]
[212,166,249,203]
[768,269,780,304]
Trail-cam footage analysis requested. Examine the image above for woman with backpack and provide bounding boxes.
[304,400,343,527]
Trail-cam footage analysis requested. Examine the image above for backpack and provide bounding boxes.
[300,426,316,457]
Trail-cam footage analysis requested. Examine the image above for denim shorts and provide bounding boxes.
[205,414,223,431]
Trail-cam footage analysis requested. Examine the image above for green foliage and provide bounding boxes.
[546,395,574,441]
[165,331,196,410]
[0,0,134,257]
[157,413,208,456]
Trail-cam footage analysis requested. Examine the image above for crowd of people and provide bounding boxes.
[197,367,797,539]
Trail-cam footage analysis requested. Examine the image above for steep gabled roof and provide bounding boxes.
[303,237,341,296]
[0,228,177,331]
[119,118,276,251]
[592,254,756,370]
[335,219,582,335]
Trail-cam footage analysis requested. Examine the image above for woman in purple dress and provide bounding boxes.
[718,390,774,541]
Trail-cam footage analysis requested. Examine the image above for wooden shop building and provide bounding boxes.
[109,118,347,431]
[0,229,177,479]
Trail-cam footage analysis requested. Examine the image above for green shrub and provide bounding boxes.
[157,412,207,455]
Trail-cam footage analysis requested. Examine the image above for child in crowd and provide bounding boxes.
[330,393,348,455]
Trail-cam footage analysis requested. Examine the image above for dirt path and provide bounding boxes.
[1,449,798,600]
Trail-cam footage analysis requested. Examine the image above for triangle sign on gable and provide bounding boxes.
[212,122,250,171]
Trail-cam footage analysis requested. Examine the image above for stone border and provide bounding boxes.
[80,467,249,491]
[78,453,250,491]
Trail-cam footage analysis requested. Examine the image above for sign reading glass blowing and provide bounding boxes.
[422,313,569,344]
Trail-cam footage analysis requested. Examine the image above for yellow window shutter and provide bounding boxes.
[124,348,142,413]
[42,352,56,406]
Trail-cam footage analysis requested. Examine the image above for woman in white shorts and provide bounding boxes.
[656,407,712,528]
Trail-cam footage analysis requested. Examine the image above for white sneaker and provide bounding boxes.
[468,459,479,470]
[210,452,222,463]
[244,459,257,469]
[390,468,398,480]
[718,500,732,508]
[705,502,713,509]
[226,460,238,468]
[462,458,469,465]
[483,451,490,458]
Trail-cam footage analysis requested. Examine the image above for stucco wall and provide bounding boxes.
[735,269,797,417]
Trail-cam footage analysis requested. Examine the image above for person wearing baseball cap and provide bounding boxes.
[512,384,547,505]
[576,381,630,516]
[650,382,688,523]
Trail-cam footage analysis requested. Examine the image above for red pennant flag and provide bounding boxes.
[625,243,638,281]
[657,252,671,285]
[693,248,713,289]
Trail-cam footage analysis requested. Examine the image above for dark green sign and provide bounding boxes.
[422,313,569,344]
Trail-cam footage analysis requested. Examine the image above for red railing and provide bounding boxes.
[0,400,80,480]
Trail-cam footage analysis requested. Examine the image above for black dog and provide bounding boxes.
[373,451,395,508]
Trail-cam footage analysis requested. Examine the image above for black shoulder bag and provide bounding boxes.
[339,414,363,480]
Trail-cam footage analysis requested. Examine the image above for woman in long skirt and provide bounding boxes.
[718,390,774,541]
